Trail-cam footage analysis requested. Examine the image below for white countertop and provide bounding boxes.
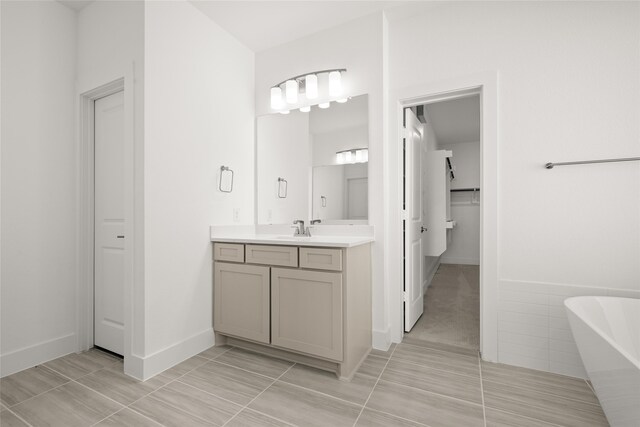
[210,225,374,248]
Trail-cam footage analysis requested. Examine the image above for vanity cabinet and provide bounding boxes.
[212,242,371,381]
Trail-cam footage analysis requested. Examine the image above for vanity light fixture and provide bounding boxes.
[329,71,342,96]
[285,80,298,104]
[270,68,346,111]
[305,74,318,99]
[270,87,283,109]
[336,148,368,165]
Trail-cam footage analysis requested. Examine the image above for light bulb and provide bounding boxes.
[270,87,283,109]
[344,151,353,163]
[318,102,330,109]
[279,110,290,115]
[305,74,318,99]
[329,71,342,96]
[336,98,348,103]
[285,80,298,104]
[299,106,310,113]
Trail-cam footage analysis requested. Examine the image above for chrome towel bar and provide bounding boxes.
[545,157,640,169]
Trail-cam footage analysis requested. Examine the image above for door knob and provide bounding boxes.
[420,227,428,233]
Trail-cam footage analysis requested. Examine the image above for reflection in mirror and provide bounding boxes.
[256,94,368,224]
[312,164,368,221]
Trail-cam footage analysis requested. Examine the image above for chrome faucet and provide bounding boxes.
[310,219,322,225]
[292,220,311,237]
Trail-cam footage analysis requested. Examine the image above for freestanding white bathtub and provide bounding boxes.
[565,296,640,427]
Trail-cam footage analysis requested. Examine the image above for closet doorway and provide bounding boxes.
[403,95,481,351]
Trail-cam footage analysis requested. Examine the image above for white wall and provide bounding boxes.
[143,0,255,379]
[388,1,640,377]
[256,112,310,224]
[255,12,389,347]
[441,142,480,265]
[77,0,146,374]
[1,0,77,376]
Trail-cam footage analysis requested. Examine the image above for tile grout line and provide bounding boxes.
[86,347,234,426]
[173,378,296,427]
[485,407,565,427]
[5,407,36,427]
[351,345,398,427]
[480,376,605,408]
[478,353,487,427]
[363,406,433,427]
[3,365,74,409]
[383,352,482,380]
[222,362,298,427]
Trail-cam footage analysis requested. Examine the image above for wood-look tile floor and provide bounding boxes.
[0,343,609,427]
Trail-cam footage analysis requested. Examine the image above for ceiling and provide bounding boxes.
[189,1,404,52]
[424,95,481,145]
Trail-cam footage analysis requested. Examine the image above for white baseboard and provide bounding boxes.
[1,333,76,377]
[134,328,214,381]
[440,257,479,265]
[372,326,392,351]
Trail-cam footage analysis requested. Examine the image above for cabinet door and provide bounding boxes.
[271,268,343,360]
[214,262,270,344]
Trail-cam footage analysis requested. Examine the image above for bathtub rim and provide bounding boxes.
[564,296,640,371]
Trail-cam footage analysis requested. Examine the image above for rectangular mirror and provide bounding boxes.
[256,94,369,224]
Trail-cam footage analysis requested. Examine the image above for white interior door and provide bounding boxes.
[94,91,125,355]
[404,108,425,332]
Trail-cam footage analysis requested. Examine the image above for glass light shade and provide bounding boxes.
[355,149,364,163]
[336,152,345,164]
[279,110,290,115]
[305,74,318,99]
[344,151,353,163]
[285,80,298,104]
[336,98,348,103]
[318,102,330,109]
[299,106,311,113]
[329,71,342,96]
[363,149,369,162]
[270,87,283,109]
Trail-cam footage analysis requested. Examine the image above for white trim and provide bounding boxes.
[77,69,138,374]
[0,334,76,377]
[128,328,214,381]
[372,326,392,351]
[440,257,480,265]
[386,71,499,362]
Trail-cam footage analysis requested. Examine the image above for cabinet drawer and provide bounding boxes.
[246,245,298,267]
[299,248,342,271]
[213,243,245,263]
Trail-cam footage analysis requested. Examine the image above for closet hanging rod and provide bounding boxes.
[451,188,480,192]
[545,157,640,169]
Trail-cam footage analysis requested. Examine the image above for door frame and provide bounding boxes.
[77,76,135,366]
[389,71,498,361]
